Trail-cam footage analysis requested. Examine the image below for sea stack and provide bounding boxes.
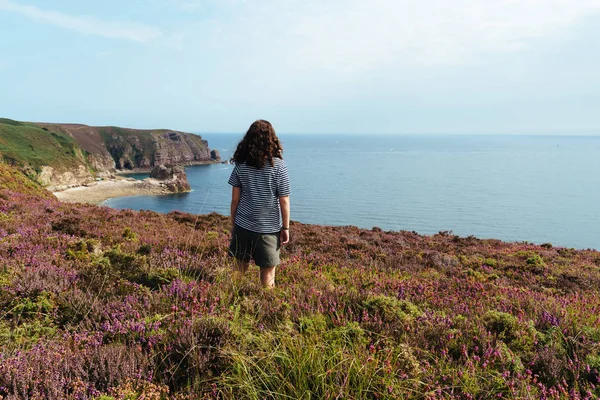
[149,165,191,193]
[210,149,221,161]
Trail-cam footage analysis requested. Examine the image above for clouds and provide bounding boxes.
[182,0,600,72]
[5,0,599,67]
[1,0,599,133]
[0,0,163,43]
[161,0,600,132]
[169,0,241,12]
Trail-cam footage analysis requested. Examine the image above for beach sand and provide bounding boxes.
[52,178,173,205]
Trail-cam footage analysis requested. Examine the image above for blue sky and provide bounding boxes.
[1,0,599,134]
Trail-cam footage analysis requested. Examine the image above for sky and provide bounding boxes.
[1,0,599,134]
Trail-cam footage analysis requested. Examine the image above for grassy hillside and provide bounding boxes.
[0,164,599,399]
[0,162,54,198]
[0,118,88,173]
[1,118,217,188]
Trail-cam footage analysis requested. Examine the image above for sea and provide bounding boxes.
[105,134,600,250]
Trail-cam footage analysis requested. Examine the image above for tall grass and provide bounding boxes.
[218,325,421,400]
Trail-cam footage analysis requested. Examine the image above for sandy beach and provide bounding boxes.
[52,178,174,205]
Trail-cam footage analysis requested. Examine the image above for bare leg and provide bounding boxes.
[260,266,276,288]
[233,259,249,282]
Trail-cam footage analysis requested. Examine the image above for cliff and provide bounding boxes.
[33,123,220,172]
[0,118,220,189]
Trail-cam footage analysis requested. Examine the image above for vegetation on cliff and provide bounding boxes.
[0,119,87,175]
[0,118,220,188]
[0,164,599,399]
[96,126,215,170]
[34,122,219,171]
[0,162,54,198]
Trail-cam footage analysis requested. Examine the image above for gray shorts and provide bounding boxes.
[228,224,281,268]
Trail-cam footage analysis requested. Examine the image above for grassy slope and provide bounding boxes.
[0,118,87,173]
[0,164,599,399]
[0,162,54,198]
[1,119,213,179]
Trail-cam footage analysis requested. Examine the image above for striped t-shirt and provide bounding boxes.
[228,158,291,233]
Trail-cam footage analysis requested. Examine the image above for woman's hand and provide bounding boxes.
[230,186,241,232]
[279,196,290,245]
[280,229,290,244]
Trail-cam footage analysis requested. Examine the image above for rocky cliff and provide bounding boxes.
[0,118,220,189]
[34,123,220,173]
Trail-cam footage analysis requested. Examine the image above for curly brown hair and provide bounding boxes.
[231,120,283,168]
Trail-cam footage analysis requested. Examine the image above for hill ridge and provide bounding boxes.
[0,118,221,189]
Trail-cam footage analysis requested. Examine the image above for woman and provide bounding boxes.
[228,120,291,287]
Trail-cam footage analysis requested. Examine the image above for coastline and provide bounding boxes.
[52,178,180,205]
[52,161,224,205]
[113,160,224,175]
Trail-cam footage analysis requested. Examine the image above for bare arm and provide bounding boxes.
[230,186,241,231]
[279,195,290,244]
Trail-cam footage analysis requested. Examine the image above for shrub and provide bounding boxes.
[104,247,146,281]
[363,295,421,324]
[483,258,498,267]
[157,316,230,393]
[142,267,180,289]
[298,313,328,335]
[12,291,56,318]
[66,238,101,261]
[0,319,57,349]
[122,227,138,241]
[137,243,152,255]
[483,310,539,354]
[526,253,545,268]
[324,321,368,349]
[51,216,88,236]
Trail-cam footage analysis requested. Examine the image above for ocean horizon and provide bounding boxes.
[105,133,600,250]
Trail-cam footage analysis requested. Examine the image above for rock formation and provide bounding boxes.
[149,165,191,193]
[32,123,220,173]
[37,165,95,192]
[1,119,221,190]
[149,165,172,180]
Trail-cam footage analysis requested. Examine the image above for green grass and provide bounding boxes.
[219,326,420,400]
[0,120,86,172]
[0,118,23,126]
[0,162,53,198]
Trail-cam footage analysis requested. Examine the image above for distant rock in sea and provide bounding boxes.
[149,165,191,193]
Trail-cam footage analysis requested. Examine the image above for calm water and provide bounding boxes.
[105,134,600,250]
